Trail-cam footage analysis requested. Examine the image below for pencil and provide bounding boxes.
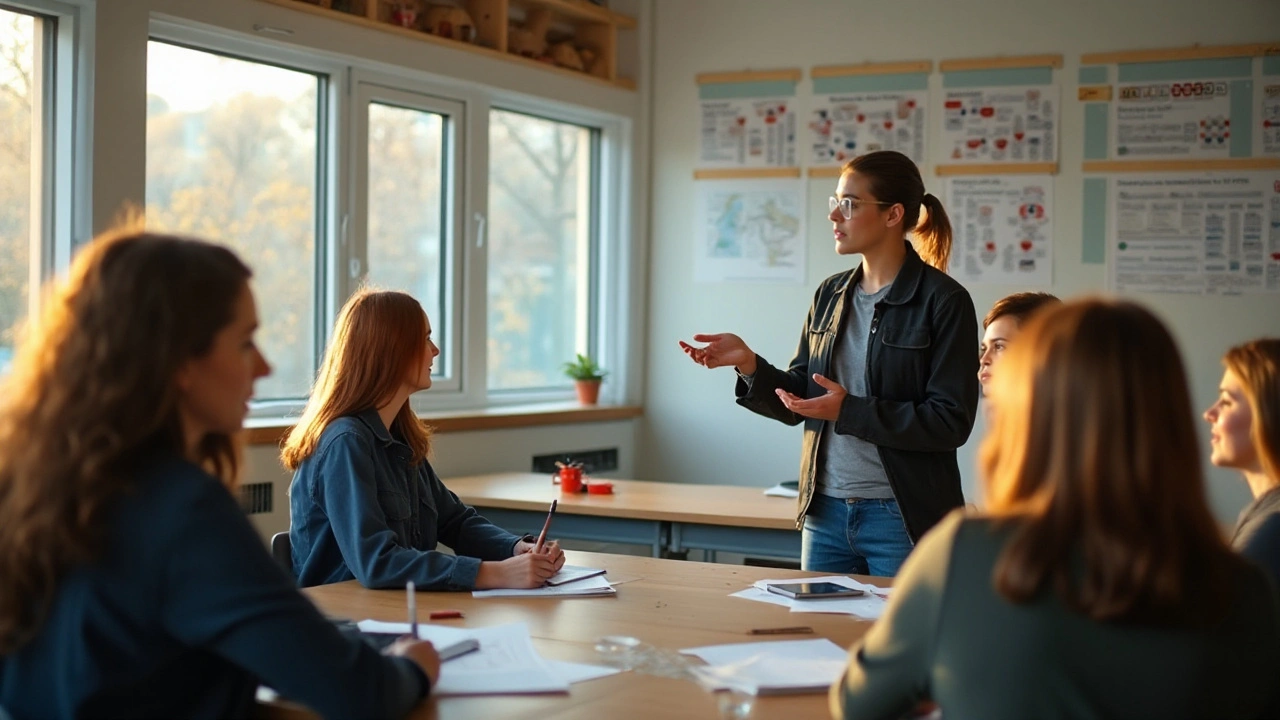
[407,581,418,639]
[533,499,558,553]
[748,626,814,635]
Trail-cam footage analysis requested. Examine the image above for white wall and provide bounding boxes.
[86,0,653,539]
[640,0,1280,524]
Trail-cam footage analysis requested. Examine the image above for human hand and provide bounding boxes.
[678,333,756,375]
[775,373,847,421]
[476,552,558,589]
[387,637,440,690]
[514,539,566,572]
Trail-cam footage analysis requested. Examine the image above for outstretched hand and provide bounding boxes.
[678,333,756,375]
[775,373,847,421]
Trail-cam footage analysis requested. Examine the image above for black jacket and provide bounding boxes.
[735,242,979,541]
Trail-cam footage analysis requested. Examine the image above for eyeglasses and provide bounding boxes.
[829,195,894,220]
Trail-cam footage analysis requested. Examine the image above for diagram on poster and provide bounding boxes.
[941,85,1057,164]
[1113,79,1233,158]
[699,97,797,169]
[1262,83,1280,156]
[807,91,927,166]
[946,176,1053,285]
[1108,173,1280,295]
[694,179,806,283]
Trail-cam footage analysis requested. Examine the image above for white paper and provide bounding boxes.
[763,483,799,498]
[730,576,891,619]
[472,574,616,598]
[1107,172,1280,295]
[941,85,1057,164]
[694,178,807,284]
[947,175,1054,285]
[699,96,797,169]
[808,91,927,167]
[1114,79,1233,159]
[545,565,607,586]
[433,623,569,696]
[355,619,474,645]
[1262,83,1280,156]
[547,660,623,685]
[681,639,848,695]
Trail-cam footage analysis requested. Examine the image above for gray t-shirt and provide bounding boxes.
[816,282,893,500]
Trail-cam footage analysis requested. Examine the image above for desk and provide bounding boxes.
[446,472,802,561]
[302,550,874,719]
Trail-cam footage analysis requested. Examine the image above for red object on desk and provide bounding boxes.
[586,481,614,495]
[429,609,464,620]
[557,466,584,493]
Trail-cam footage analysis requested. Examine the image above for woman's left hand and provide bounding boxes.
[775,373,847,421]
[515,539,566,572]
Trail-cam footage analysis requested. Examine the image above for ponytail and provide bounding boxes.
[915,192,953,272]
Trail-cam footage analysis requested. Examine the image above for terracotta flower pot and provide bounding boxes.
[574,378,602,405]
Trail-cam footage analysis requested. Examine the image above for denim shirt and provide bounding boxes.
[289,410,522,590]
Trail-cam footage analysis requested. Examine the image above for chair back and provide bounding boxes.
[270,531,294,581]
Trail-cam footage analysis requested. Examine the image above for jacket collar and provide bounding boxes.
[354,408,397,446]
[840,240,926,306]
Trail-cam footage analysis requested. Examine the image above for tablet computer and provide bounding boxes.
[765,581,866,599]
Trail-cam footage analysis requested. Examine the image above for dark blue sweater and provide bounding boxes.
[0,454,427,719]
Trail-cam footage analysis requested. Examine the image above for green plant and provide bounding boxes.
[562,353,607,381]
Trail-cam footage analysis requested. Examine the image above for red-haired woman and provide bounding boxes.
[830,300,1280,719]
[283,289,564,590]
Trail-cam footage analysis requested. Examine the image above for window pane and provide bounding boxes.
[365,101,445,373]
[145,41,319,400]
[0,9,35,375]
[487,110,594,391]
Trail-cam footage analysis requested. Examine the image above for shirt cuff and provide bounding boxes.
[447,554,483,589]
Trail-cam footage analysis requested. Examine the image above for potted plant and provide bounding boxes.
[562,353,606,405]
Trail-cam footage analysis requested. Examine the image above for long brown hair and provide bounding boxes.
[843,151,953,271]
[1222,338,1280,481]
[0,226,252,652]
[281,289,433,469]
[980,298,1239,624]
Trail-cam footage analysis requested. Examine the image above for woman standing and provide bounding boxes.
[1205,339,1280,581]
[831,300,1280,719]
[283,289,565,590]
[0,229,437,719]
[681,151,979,576]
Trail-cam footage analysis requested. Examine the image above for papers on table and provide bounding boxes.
[472,573,616,598]
[763,482,799,498]
[681,638,848,695]
[729,575,890,620]
[546,660,622,685]
[545,565,608,586]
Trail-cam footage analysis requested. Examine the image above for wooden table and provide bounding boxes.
[445,472,802,561]
[300,550,875,719]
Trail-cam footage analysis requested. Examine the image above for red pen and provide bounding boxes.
[533,499,558,553]
[429,609,465,620]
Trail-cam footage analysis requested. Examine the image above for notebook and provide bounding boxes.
[545,565,608,586]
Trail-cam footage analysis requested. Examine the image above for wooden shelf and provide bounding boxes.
[260,0,637,89]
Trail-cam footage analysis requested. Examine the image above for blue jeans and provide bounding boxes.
[801,493,914,577]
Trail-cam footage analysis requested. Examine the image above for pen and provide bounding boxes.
[533,499,558,553]
[747,626,814,635]
[429,609,465,620]
[407,581,417,639]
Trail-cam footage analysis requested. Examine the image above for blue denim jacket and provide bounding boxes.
[289,410,521,590]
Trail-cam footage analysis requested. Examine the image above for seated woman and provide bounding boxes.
[283,289,565,590]
[830,299,1280,720]
[978,291,1059,395]
[1205,339,1280,581]
[0,229,438,719]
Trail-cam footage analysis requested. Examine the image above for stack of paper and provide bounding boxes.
[728,575,889,620]
[472,573,615,598]
[355,620,620,694]
[763,482,800,498]
[680,638,848,695]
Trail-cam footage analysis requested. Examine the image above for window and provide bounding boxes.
[487,109,598,392]
[144,40,322,400]
[0,8,36,374]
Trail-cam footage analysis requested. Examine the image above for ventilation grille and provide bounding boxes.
[531,448,619,474]
[239,482,273,515]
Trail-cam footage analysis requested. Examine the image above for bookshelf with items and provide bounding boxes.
[260,0,637,89]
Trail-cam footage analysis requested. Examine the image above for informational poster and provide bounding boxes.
[1113,79,1233,159]
[699,97,797,169]
[941,85,1057,164]
[1108,173,1280,295]
[1262,83,1280,156]
[693,179,806,284]
[807,91,927,167]
[946,175,1053,285]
